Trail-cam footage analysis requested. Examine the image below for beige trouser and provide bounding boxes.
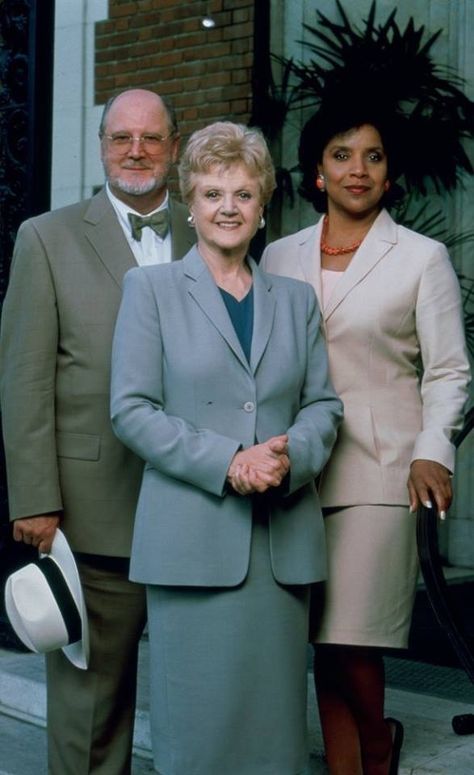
[46,558,146,775]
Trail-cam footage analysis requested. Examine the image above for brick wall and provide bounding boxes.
[95,0,255,145]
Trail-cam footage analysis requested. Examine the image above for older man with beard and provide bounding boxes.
[0,89,193,774]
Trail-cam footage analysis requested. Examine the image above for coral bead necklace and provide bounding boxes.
[320,215,365,256]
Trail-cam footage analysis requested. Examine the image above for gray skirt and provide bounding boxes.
[311,505,419,648]
[146,511,310,775]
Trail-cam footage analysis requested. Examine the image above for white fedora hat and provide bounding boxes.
[4,529,89,669]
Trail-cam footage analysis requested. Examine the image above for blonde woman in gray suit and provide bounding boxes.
[261,106,470,775]
[110,122,343,775]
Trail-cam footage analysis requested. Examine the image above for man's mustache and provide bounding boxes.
[121,163,153,170]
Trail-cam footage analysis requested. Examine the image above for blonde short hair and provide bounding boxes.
[178,121,276,205]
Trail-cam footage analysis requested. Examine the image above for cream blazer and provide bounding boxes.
[261,209,471,507]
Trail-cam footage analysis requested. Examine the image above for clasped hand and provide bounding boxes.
[227,435,290,495]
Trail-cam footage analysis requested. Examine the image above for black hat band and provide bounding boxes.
[34,557,82,645]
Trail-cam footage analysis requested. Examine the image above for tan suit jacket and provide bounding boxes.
[261,209,470,507]
[0,189,194,555]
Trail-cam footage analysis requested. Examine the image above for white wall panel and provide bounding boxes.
[52,0,107,208]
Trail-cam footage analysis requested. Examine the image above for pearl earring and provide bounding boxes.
[258,215,266,230]
[316,174,326,192]
[187,214,195,227]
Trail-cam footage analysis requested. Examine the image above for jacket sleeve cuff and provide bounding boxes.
[410,431,456,473]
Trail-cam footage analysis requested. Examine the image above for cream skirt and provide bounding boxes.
[311,505,419,649]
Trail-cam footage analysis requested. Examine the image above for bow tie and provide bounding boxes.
[128,210,170,241]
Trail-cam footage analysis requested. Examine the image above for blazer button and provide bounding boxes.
[243,401,255,413]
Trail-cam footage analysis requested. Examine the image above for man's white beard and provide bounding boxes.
[109,175,162,197]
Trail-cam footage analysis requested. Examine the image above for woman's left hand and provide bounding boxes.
[407,459,453,520]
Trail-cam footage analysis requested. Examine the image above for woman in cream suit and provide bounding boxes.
[261,109,470,775]
[110,122,343,775]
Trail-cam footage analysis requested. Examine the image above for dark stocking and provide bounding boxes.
[313,644,393,775]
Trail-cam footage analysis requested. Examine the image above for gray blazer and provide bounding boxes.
[110,247,343,587]
[0,189,194,556]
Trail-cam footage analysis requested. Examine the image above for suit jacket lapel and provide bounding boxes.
[183,248,250,371]
[83,192,194,286]
[293,220,324,307]
[83,189,136,288]
[169,199,195,260]
[249,258,276,374]
[323,209,397,320]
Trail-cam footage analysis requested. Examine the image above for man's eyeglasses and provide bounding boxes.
[102,132,175,153]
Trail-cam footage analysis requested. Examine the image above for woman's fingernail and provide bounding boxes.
[439,510,447,521]
[409,505,416,514]
[424,500,433,509]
